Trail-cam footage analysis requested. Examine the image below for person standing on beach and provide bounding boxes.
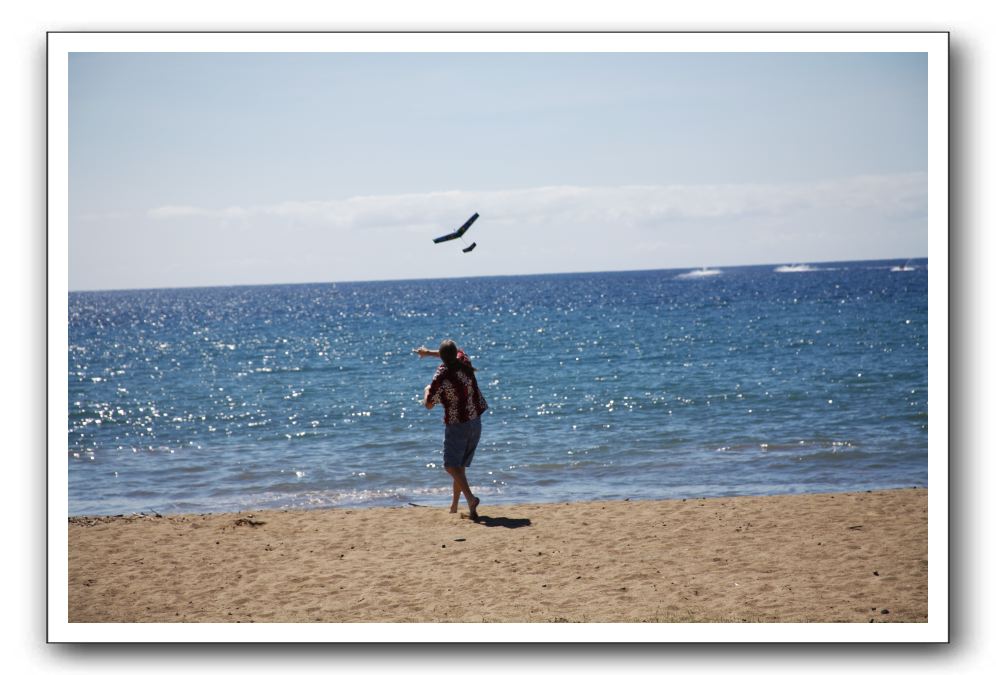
[415,340,488,520]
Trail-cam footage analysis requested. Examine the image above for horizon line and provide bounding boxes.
[68,255,928,294]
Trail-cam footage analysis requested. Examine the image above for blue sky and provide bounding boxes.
[69,52,927,291]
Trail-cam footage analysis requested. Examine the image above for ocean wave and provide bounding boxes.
[676,268,722,279]
[773,264,818,273]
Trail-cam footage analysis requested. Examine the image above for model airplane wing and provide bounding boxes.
[433,213,479,244]
[462,242,477,253]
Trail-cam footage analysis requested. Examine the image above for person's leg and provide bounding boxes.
[450,478,460,513]
[455,467,480,517]
[443,418,481,517]
[443,425,461,513]
[457,418,482,517]
[445,466,479,517]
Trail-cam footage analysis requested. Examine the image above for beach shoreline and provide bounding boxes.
[68,488,927,623]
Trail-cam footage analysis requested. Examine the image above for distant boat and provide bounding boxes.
[890,259,916,272]
[774,263,816,273]
[677,267,722,279]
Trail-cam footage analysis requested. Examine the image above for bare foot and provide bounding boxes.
[469,496,481,520]
[449,505,458,514]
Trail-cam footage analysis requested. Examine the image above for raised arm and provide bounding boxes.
[414,346,439,359]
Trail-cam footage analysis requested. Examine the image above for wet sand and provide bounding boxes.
[68,488,927,623]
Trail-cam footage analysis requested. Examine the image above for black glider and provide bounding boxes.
[462,242,477,253]
[433,213,479,245]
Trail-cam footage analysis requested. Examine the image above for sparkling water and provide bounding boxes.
[68,259,928,515]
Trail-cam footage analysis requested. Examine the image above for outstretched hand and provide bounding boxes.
[414,346,433,358]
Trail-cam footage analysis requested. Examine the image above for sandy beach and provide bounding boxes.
[68,488,927,623]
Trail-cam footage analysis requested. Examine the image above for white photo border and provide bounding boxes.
[48,30,949,644]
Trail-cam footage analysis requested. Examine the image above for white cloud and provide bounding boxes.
[145,173,926,234]
[147,205,210,219]
[76,173,928,289]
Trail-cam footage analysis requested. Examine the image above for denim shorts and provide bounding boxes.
[443,416,482,468]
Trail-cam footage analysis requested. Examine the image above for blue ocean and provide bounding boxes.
[68,260,928,516]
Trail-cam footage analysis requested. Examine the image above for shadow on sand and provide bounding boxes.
[470,514,532,529]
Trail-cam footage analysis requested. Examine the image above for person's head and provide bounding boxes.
[438,339,459,367]
[438,339,476,374]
